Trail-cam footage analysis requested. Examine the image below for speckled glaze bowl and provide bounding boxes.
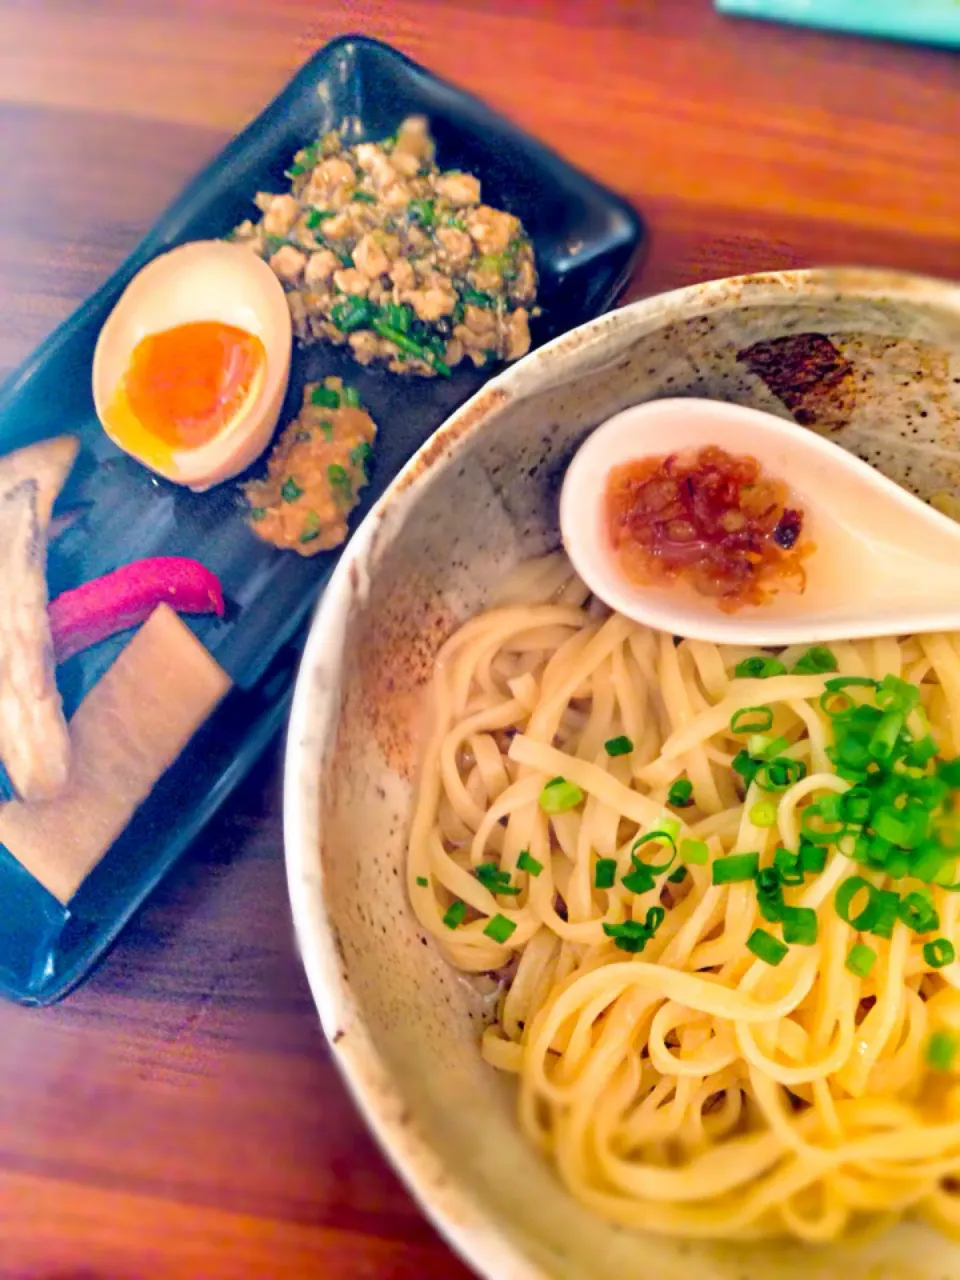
[285,269,960,1280]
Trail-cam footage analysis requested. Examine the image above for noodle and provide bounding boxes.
[406,553,960,1242]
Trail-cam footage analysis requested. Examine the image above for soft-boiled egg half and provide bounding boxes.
[92,240,292,492]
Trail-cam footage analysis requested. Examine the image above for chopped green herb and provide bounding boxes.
[846,942,877,977]
[349,441,373,474]
[328,464,352,503]
[416,876,429,887]
[444,213,468,230]
[712,852,760,884]
[594,858,617,890]
[408,197,435,227]
[734,656,787,679]
[750,800,778,828]
[475,862,521,896]
[926,1029,959,1071]
[792,646,839,675]
[342,385,361,408]
[311,385,341,409]
[517,850,543,877]
[249,506,266,522]
[370,317,451,376]
[442,900,467,929]
[603,907,664,953]
[799,842,828,875]
[483,913,517,944]
[747,928,789,966]
[352,189,377,203]
[667,866,688,884]
[924,938,956,969]
[306,208,337,228]
[280,477,303,503]
[330,295,375,334]
[668,778,694,807]
[773,846,804,885]
[730,705,774,735]
[604,735,634,757]
[319,420,334,441]
[898,891,940,934]
[680,839,709,866]
[539,776,584,814]
[299,510,322,544]
[461,285,496,309]
[780,905,818,946]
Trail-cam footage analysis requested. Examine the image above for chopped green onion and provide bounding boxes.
[748,734,790,760]
[668,778,694,807]
[734,656,787,679]
[249,506,266,522]
[328,464,352,502]
[483,914,517,944]
[924,938,956,969]
[416,875,429,887]
[869,711,904,762]
[799,842,827,874]
[594,858,617,890]
[733,749,761,788]
[306,208,337,228]
[602,910,664,954]
[517,850,543,877]
[319,420,334,441]
[869,888,900,940]
[311,384,342,409]
[680,839,709,866]
[773,846,804,885]
[876,674,920,715]
[604,735,634,757]
[846,942,877,977]
[940,758,960,788]
[713,852,760,885]
[747,928,789,966]
[667,866,688,883]
[280,477,303,503]
[792,646,838,675]
[750,799,778,828]
[621,862,656,895]
[342,385,361,408]
[755,866,785,922]
[756,757,806,792]
[475,862,520,896]
[631,830,678,874]
[331,295,376,334]
[539,776,584,814]
[730,705,774,734]
[926,1030,959,1072]
[835,877,883,930]
[840,786,872,825]
[443,900,466,929]
[349,441,373,473]
[800,800,844,845]
[352,189,377,203]
[872,805,912,846]
[825,676,879,693]
[299,511,322,544]
[780,905,818,946]
[897,891,940,934]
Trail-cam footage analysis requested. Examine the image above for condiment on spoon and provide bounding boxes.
[559,397,960,646]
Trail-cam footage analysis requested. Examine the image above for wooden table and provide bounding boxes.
[1,3,958,1276]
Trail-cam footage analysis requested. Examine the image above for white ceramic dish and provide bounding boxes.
[285,268,960,1280]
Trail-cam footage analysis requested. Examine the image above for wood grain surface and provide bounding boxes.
[1,3,959,1276]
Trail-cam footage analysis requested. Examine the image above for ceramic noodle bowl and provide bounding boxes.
[285,269,960,1280]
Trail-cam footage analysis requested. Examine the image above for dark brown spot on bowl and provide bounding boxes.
[737,333,857,429]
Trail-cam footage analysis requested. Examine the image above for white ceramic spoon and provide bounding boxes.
[559,397,960,646]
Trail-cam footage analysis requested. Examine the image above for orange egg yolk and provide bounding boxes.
[108,321,266,458]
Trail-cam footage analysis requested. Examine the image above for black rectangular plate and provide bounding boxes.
[0,34,644,1004]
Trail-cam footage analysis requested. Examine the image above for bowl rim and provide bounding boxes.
[283,265,960,1280]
